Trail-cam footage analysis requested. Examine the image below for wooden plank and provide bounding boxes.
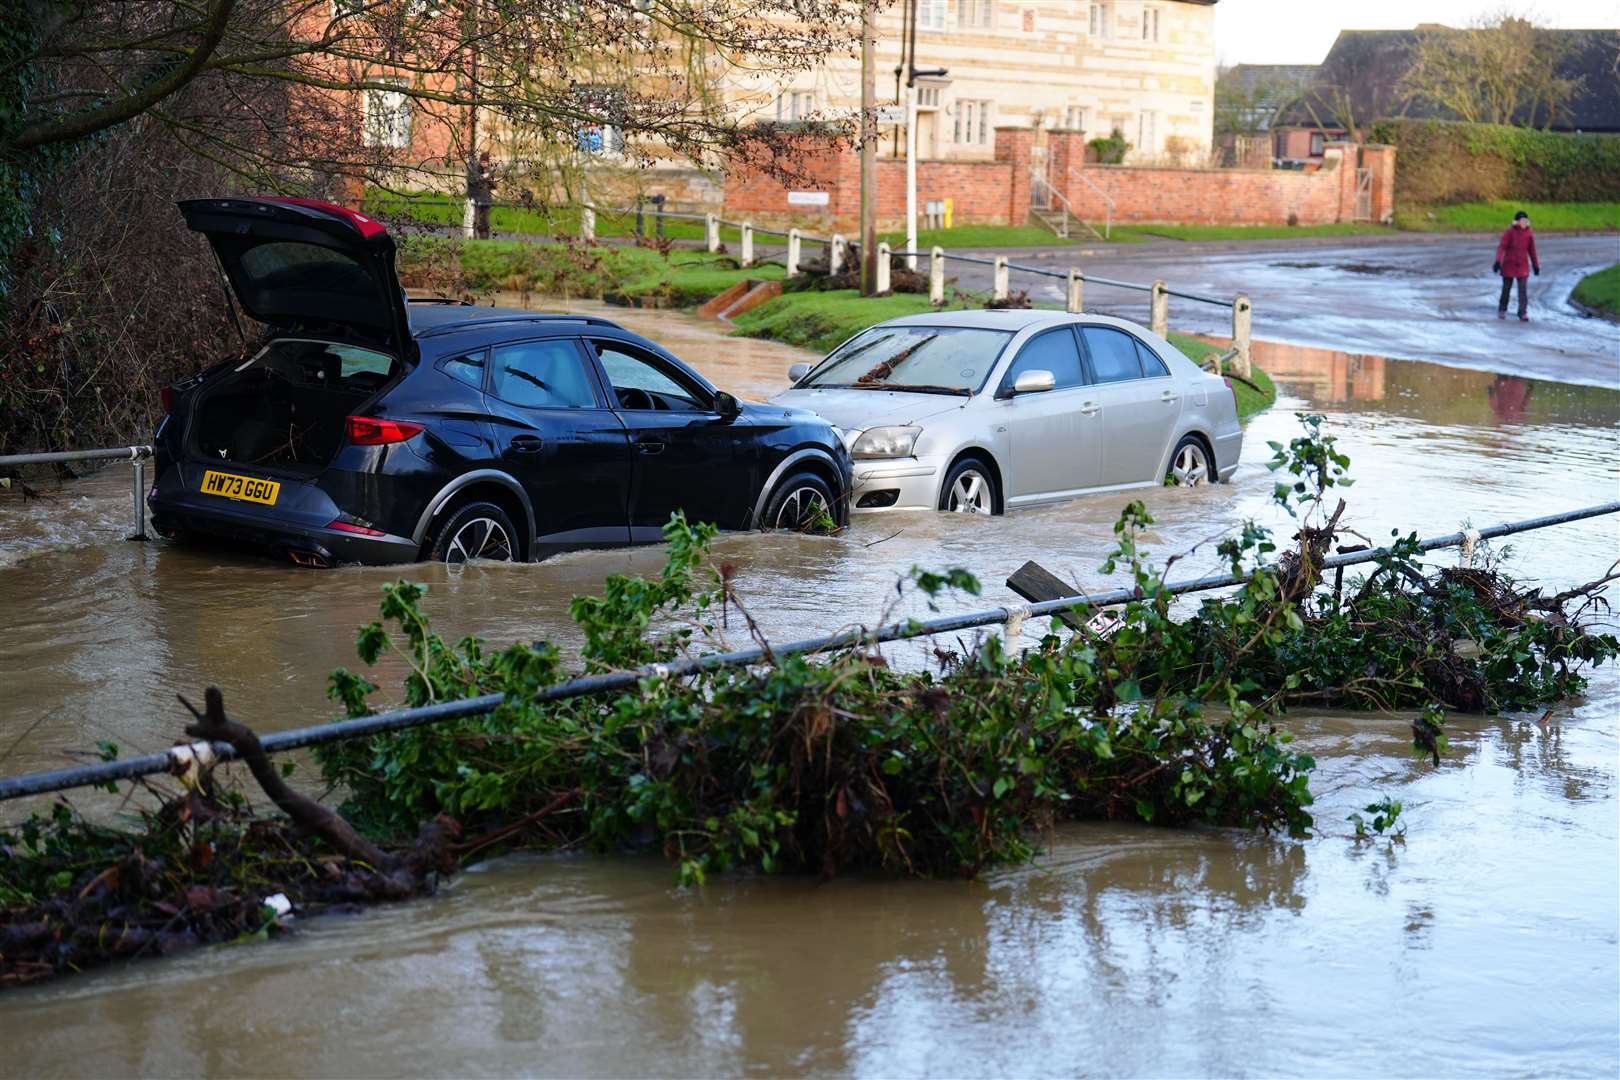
[1005,560,1089,631]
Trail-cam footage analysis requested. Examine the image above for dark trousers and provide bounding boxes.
[1498,274,1528,317]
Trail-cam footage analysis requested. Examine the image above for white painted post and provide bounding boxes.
[929,246,945,305]
[462,198,477,239]
[876,242,892,294]
[830,233,846,276]
[1232,293,1253,378]
[1066,268,1084,313]
[992,256,1010,301]
[787,228,802,277]
[580,204,596,242]
[705,213,720,253]
[741,222,754,268]
[1150,279,1169,337]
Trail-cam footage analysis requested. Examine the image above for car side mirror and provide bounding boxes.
[714,391,741,420]
[1011,369,1057,395]
[788,362,812,384]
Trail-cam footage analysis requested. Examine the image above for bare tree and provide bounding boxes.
[1401,12,1582,128]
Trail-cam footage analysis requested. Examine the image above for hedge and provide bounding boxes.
[1369,119,1620,205]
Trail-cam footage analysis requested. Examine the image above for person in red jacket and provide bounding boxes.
[1493,210,1540,321]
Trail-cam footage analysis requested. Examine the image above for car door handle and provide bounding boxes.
[1160,390,1180,404]
[636,440,665,455]
[1079,402,1100,416]
[511,435,543,453]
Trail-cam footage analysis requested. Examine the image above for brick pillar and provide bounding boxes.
[1362,143,1397,224]
[994,126,1035,226]
[1324,140,1358,223]
[1047,129,1086,206]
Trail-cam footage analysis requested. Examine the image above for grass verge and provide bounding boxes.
[1394,200,1620,232]
[1111,222,1394,242]
[1571,263,1620,317]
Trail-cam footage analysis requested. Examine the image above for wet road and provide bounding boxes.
[2,307,1618,1075]
[940,233,1620,387]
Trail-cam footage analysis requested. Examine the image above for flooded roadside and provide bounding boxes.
[2,306,1617,1075]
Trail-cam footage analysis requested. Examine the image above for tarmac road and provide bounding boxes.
[939,232,1620,388]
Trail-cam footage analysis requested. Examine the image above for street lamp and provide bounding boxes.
[906,65,947,269]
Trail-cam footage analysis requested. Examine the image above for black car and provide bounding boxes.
[149,197,851,567]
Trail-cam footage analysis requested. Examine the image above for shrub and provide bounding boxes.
[1369,119,1620,204]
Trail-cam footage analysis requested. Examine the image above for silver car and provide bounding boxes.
[770,310,1242,515]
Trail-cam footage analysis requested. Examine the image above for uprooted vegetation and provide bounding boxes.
[3,416,1615,984]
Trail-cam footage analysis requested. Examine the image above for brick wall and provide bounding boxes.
[722,134,1396,230]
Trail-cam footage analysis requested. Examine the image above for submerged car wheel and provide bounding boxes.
[764,472,837,532]
[1166,436,1213,487]
[429,501,519,564]
[939,457,997,515]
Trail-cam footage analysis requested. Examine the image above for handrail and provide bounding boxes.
[1068,167,1116,240]
[0,445,154,540]
[2,500,1615,802]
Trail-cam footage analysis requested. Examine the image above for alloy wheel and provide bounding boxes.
[773,485,831,531]
[946,470,992,514]
[1170,443,1211,486]
[445,517,514,564]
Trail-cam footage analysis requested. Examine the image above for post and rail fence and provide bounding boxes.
[361,195,1254,374]
[1,500,1615,803]
[0,445,153,541]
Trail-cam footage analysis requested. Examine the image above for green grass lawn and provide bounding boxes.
[1394,200,1620,232]
[365,189,746,243]
[1110,222,1395,242]
[1571,263,1620,316]
[876,224,1096,249]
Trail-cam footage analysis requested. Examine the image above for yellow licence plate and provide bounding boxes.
[200,470,281,506]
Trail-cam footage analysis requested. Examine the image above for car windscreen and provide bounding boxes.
[801,326,1012,395]
[234,339,400,393]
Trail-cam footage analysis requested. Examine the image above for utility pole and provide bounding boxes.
[860,0,877,295]
[902,0,946,271]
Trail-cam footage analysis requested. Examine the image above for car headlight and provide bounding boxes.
[851,425,920,459]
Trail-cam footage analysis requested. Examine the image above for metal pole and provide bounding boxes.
[6,500,1614,802]
[0,445,152,467]
[860,0,878,295]
[129,460,148,541]
[905,82,918,271]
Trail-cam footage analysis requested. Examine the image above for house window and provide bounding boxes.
[916,84,943,109]
[1136,109,1157,154]
[363,78,412,149]
[1309,131,1325,156]
[1089,2,1112,39]
[917,0,948,30]
[954,99,993,145]
[775,91,814,122]
[1141,5,1160,42]
[956,0,993,28]
[1065,105,1087,132]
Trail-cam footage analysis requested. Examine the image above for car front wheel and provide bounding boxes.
[1166,435,1213,486]
[428,500,520,564]
[938,457,998,515]
[763,472,837,532]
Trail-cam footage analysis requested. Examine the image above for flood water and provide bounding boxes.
[2,307,1618,1076]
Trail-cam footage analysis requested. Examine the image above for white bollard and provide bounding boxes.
[462,198,477,239]
[580,204,595,242]
[741,222,754,268]
[1232,293,1253,378]
[830,234,846,276]
[992,256,1009,301]
[1066,268,1084,313]
[929,246,945,305]
[876,242,892,294]
[787,229,802,277]
[1150,279,1169,338]
[705,213,720,253]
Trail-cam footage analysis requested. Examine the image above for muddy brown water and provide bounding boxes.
[2,306,1617,1075]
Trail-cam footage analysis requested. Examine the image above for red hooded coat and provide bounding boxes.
[1495,226,1540,278]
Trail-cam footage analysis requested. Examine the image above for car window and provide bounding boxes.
[489,339,598,409]
[250,339,399,390]
[1080,326,1145,384]
[593,342,705,411]
[801,326,1012,395]
[1136,341,1171,378]
[1002,327,1088,391]
[441,350,486,390]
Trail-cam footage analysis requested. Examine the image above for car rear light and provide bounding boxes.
[161,386,174,415]
[326,518,386,536]
[346,416,423,446]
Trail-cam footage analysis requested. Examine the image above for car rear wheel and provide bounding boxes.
[763,472,836,532]
[938,457,998,515]
[1166,435,1212,486]
[429,501,520,564]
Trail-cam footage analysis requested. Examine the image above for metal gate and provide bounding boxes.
[1030,145,1052,210]
[1354,167,1373,221]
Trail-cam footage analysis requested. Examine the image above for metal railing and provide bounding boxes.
[0,445,153,540]
[1069,168,1117,241]
[2,499,1615,802]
